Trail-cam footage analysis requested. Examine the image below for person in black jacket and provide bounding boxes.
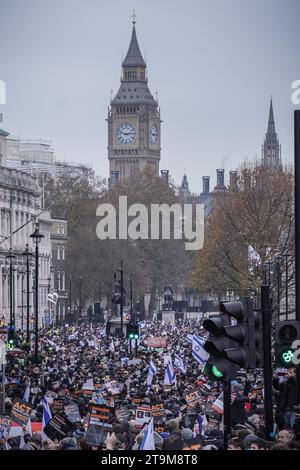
[273,369,297,429]
[231,381,251,427]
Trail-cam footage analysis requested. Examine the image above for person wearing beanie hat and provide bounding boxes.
[162,419,183,450]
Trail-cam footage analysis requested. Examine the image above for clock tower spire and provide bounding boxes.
[107,16,161,185]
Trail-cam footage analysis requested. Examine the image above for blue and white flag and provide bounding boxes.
[164,359,176,387]
[149,360,157,375]
[192,335,208,369]
[146,371,154,387]
[174,354,186,374]
[42,397,52,430]
[23,384,30,402]
[140,418,155,451]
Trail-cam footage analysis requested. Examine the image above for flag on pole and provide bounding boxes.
[26,417,33,436]
[23,384,30,402]
[174,354,186,373]
[192,335,208,369]
[42,397,52,429]
[164,359,176,387]
[140,418,155,451]
[149,360,157,375]
[146,372,154,387]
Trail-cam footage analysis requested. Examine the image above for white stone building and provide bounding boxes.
[0,128,53,329]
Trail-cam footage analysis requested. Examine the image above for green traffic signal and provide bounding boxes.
[278,348,294,367]
[129,333,134,339]
[211,365,223,378]
[134,334,139,340]
[275,321,300,368]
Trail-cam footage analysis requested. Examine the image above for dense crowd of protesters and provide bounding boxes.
[0,320,299,450]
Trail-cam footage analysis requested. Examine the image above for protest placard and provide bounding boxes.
[184,388,202,406]
[135,405,152,426]
[43,413,75,441]
[151,402,165,418]
[11,399,32,427]
[147,337,167,348]
[0,416,12,439]
[89,404,114,430]
[64,403,81,423]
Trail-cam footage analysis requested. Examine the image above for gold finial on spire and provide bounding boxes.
[131,8,137,25]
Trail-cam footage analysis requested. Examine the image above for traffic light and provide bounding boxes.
[219,298,257,369]
[203,313,237,382]
[253,308,264,368]
[275,321,300,368]
[7,327,15,350]
[127,323,139,340]
[203,298,260,382]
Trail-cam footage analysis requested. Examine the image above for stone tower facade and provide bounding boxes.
[107,20,161,185]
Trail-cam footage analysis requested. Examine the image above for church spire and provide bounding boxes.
[122,15,146,68]
[262,97,282,171]
[267,97,275,135]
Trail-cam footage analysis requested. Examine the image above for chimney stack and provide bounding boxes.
[229,171,238,189]
[161,169,169,184]
[202,176,210,194]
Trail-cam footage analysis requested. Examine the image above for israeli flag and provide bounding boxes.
[174,354,186,374]
[140,418,155,451]
[192,335,209,369]
[146,371,154,387]
[149,360,157,375]
[23,384,30,402]
[164,359,176,386]
[42,397,52,429]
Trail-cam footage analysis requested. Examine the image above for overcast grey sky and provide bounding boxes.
[0,0,299,191]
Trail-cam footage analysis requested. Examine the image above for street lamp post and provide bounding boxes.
[118,262,124,338]
[69,275,72,322]
[18,266,26,331]
[56,273,60,326]
[5,249,16,329]
[130,274,134,323]
[23,244,33,342]
[30,222,44,364]
[79,276,82,324]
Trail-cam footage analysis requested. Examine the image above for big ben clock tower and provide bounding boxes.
[107,15,161,184]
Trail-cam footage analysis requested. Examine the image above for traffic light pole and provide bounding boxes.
[223,380,231,450]
[295,110,300,404]
[261,284,274,439]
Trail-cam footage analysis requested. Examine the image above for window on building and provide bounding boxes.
[61,225,65,235]
[57,245,60,260]
[62,271,65,291]
[57,224,60,234]
[57,271,60,291]
[61,246,65,260]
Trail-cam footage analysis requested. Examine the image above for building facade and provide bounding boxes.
[107,19,161,185]
[50,218,68,325]
[0,128,53,329]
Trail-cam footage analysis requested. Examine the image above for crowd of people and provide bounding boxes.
[0,319,299,451]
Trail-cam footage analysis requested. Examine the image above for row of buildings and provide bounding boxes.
[0,126,68,329]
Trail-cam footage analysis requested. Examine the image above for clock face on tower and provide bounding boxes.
[116,123,136,144]
[150,124,158,144]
